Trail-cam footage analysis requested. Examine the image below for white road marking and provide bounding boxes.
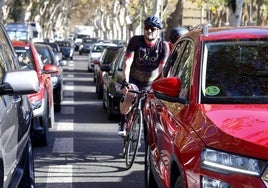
[47,165,73,183]
[64,85,74,91]
[46,73,74,186]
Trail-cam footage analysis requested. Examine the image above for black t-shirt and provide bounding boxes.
[126,35,169,87]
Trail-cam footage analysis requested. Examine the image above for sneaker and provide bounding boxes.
[118,122,126,136]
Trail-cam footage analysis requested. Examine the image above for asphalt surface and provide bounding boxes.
[33,53,145,188]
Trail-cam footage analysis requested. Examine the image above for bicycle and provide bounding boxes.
[120,89,149,169]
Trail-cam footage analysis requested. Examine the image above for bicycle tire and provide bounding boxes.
[125,110,142,169]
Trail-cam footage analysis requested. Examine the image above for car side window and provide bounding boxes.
[169,40,194,99]
[0,25,17,71]
[0,56,5,81]
[163,41,187,77]
[103,50,116,65]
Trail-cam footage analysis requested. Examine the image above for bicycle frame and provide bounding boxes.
[122,89,148,169]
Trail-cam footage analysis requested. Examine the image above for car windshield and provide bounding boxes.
[202,40,268,104]
[83,38,92,43]
[35,46,53,65]
[57,41,70,47]
[14,47,35,70]
[92,45,106,52]
[7,30,28,40]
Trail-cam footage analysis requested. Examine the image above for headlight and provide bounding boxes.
[51,76,59,87]
[201,148,266,176]
[262,167,268,186]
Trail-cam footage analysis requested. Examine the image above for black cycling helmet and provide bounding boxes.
[169,27,188,43]
[144,16,162,29]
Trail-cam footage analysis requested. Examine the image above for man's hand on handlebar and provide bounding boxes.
[121,79,129,95]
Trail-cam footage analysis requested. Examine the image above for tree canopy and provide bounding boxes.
[2,0,267,41]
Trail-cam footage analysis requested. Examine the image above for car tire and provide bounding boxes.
[39,98,49,146]
[54,85,62,112]
[79,51,82,55]
[20,139,35,188]
[54,103,61,112]
[49,103,55,129]
[96,80,103,99]
[0,161,3,186]
[145,138,157,188]
[102,92,107,110]
[70,56,73,60]
[107,98,114,120]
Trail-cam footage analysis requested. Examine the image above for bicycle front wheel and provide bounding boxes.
[125,111,142,169]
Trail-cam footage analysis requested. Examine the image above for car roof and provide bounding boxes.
[186,25,268,42]
[93,42,117,46]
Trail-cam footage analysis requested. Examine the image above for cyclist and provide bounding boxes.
[118,15,170,136]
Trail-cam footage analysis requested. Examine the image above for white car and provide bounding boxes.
[88,42,117,72]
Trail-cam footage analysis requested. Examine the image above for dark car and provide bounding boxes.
[35,41,63,62]
[144,25,268,188]
[56,40,74,60]
[95,46,123,99]
[102,47,125,119]
[79,37,95,55]
[0,22,38,187]
[34,43,64,112]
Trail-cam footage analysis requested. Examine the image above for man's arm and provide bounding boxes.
[156,41,170,79]
[122,52,134,83]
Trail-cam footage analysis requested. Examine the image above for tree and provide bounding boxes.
[229,0,245,26]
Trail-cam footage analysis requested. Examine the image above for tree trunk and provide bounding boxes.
[165,0,183,41]
[230,0,245,26]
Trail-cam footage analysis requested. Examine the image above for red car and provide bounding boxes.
[144,26,268,188]
[12,40,58,146]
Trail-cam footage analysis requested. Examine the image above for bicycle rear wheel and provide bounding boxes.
[125,111,142,169]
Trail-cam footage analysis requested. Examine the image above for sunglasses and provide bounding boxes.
[144,26,158,32]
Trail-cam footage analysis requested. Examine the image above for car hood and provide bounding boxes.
[198,104,268,159]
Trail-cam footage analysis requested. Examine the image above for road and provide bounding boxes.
[33,53,145,188]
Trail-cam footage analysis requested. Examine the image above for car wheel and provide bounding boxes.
[107,98,114,120]
[102,91,107,109]
[54,103,61,112]
[0,161,3,186]
[145,139,157,188]
[97,84,103,99]
[20,139,35,188]
[54,86,62,112]
[70,56,73,60]
[49,103,55,129]
[79,51,82,55]
[39,99,49,146]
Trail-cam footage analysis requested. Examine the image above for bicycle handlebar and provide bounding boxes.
[127,89,149,95]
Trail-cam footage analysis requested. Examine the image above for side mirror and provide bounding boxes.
[43,64,59,74]
[152,77,188,104]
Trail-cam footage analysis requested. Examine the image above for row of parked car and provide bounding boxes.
[93,26,268,188]
[0,22,74,187]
